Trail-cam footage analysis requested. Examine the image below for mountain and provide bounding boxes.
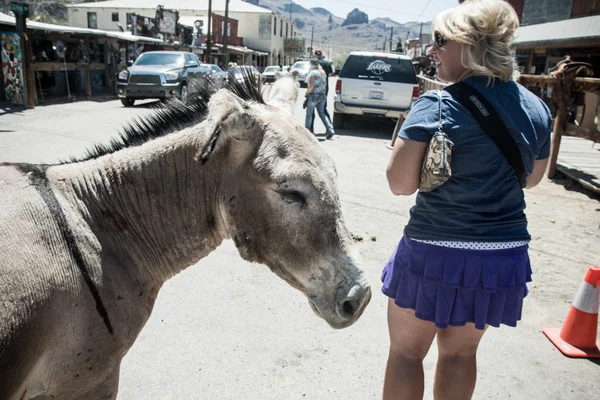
[258,0,432,67]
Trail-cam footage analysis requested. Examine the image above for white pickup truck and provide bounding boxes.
[333,51,420,129]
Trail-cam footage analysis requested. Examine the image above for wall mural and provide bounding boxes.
[0,32,24,104]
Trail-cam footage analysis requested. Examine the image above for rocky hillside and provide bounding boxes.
[258,0,431,66]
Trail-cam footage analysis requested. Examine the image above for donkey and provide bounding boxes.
[0,75,371,399]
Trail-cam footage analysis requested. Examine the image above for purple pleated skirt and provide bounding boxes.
[381,236,532,330]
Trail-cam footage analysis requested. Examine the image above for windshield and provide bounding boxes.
[134,53,184,67]
[264,66,279,73]
[210,65,222,72]
[340,55,417,83]
[292,62,309,70]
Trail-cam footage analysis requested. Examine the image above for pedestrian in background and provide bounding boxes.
[305,58,335,140]
[381,0,552,399]
[309,49,334,133]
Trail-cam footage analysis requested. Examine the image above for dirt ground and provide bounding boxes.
[0,82,599,399]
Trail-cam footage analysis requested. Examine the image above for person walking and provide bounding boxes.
[381,1,552,399]
[305,58,335,139]
[310,49,333,133]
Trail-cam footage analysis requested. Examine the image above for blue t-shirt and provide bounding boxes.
[399,76,552,242]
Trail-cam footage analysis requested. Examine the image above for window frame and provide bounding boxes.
[87,12,98,29]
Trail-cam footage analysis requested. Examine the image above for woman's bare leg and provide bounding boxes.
[433,324,487,400]
[383,299,438,400]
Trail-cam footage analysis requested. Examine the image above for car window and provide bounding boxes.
[135,53,184,67]
[292,62,309,70]
[340,55,417,84]
[210,65,222,72]
[265,66,279,72]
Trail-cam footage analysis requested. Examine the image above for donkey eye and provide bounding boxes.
[277,190,307,205]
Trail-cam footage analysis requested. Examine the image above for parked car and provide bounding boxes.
[333,51,419,129]
[290,61,311,87]
[229,65,261,85]
[202,63,228,82]
[261,65,281,83]
[117,51,205,107]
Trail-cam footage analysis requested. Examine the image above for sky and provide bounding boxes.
[291,0,460,23]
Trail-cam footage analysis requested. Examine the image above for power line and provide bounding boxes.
[420,0,433,17]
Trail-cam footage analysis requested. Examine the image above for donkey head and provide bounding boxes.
[197,89,371,329]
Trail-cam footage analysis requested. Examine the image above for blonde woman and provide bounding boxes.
[382,1,552,399]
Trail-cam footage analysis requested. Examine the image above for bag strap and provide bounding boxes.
[443,81,526,188]
[436,90,443,132]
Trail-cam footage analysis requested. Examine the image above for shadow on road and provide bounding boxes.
[335,117,396,141]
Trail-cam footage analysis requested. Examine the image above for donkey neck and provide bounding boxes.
[52,124,228,283]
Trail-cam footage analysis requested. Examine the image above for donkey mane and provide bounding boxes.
[63,72,265,164]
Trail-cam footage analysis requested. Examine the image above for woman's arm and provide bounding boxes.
[525,158,548,189]
[386,137,428,195]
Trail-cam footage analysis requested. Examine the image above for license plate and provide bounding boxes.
[369,90,384,100]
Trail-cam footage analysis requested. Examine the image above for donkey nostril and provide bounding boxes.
[341,299,358,318]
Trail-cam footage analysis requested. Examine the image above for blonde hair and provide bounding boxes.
[433,0,520,82]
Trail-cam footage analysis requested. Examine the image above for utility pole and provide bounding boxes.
[206,0,212,63]
[390,27,394,52]
[418,21,423,56]
[223,0,229,66]
[383,34,387,51]
[309,25,314,55]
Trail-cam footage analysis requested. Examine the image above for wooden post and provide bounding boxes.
[24,28,36,108]
[85,38,92,98]
[386,115,405,150]
[547,75,574,178]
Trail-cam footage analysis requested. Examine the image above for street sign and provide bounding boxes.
[10,2,29,17]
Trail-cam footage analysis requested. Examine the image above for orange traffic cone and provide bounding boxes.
[543,265,600,358]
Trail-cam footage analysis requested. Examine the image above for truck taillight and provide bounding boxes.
[412,86,420,100]
[335,79,342,95]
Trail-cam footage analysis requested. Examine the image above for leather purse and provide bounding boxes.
[419,90,454,192]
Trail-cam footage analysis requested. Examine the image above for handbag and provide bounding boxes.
[419,90,454,192]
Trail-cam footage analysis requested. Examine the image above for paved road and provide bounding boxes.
[1,80,599,400]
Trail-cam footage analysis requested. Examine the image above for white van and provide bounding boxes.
[333,51,419,129]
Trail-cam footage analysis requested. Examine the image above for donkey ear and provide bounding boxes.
[195,89,252,164]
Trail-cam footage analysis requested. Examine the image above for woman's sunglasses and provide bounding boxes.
[433,30,448,49]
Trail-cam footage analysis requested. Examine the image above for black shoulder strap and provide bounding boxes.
[444,81,526,188]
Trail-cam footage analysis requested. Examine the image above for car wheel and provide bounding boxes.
[120,98,135,107]
[333,112,345,129]
[179,83,189,105]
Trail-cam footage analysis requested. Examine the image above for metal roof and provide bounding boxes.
[514,15,600,46]
[69,0,270,14]
[0,12,164,43]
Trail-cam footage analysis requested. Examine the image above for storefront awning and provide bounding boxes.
[0,12,164,44]
[213,43,269,56]
[514,15,600,47]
